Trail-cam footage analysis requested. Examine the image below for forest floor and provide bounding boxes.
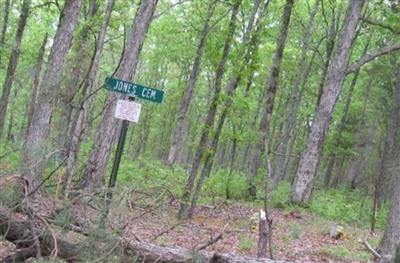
[103,188,381,263]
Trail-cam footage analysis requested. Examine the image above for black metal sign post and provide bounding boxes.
[107,96,135,201]
[102,76,164,218]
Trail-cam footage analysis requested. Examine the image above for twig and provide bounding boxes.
[36,214,58,258]
[360,239,381,259]
[195,223,228,251]
[26,157,67,198]
[151,222,182,242]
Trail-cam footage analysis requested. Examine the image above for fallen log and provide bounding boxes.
[125,240,290,263]
[0,205,290,263]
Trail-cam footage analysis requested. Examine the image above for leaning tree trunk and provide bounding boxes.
[378,65,400,263]
[22,0,83,194]
[80,0,158,192]
[65,0,115,195]
[166,0,217,165]
[248,0,294,199]
[178,0,241,220]
[323,36,370,188]
[25,33,48,139]
[290,0,365,205]
[273,0,319,188]
[0,0,11,67]
[0,0,31,141]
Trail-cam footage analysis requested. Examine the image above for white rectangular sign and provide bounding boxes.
[114,99,141,123]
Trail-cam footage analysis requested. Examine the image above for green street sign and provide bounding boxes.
[105,77,164,103]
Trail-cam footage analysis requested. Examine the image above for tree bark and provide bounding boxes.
[323,36,370,188]
[166,0,217,165]
[80,0,158,192]
[273,0,320,188]
[57,0,98,160]
[290,0,365,205]
[0,0,31,141]
[0,0,11,67]
[248,0,294,199]
[65,0,115,195]
[378,65,400,263]
[178,1,241,220]
[22,0,83,194]
[26,33,48,139]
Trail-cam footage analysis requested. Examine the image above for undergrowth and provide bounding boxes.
[115,157,388,230]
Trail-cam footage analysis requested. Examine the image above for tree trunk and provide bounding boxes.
[57,0,98,160]
[65,0,115,195]
[323,36,370,188]
[166,0,217,165]
[290,0,365,205]
[80,0,158,192]
[5,86,19,143]
[248,0,294,199]
[178,1,241,220]
[378,65,400,263]
[26,33,48,139]
[273,0,320,188]
[22,0,83,194]
[0,0,11,67]
[188,3,270,210]
[0,0,31,141]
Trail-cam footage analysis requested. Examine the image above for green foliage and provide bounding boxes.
[319,245,371,262]
[269,181,291,209]
[310,189,388,229]
[238,234,254,251]
[117,157,187,195]
[203,169,247,201]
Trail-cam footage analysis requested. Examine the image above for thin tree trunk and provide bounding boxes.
[166,0,217,165]
[178,1,241,220]
[248,0,294,199]
[26,33,48,139]
[378,65,400,263]
[0,0,11,67]
[190,0,274,212]
[6,86,19,143]
[65,0,115,195]
[0,0,31,141]
[290,0,365,205]
[22,0,83,194]
[80,0,158,192]
[273,0,320,188]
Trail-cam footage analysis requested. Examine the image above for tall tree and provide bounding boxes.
[25,33,48,138]
[22,0,83,193]
[80,0,158,192]
[178,0,241,220]
[323,35,371,188]
[290,0,365,205]
[65,0,115,194]
[166,0,217,165]
[0,0,31,141]
[248,0,294,198]
[378,64,400,263]
[188,0,270,217]
[0,0,11,67]
[273,0,320,187]
[57,0,98,159]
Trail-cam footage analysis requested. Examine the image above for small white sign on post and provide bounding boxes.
[115,99,141,123]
